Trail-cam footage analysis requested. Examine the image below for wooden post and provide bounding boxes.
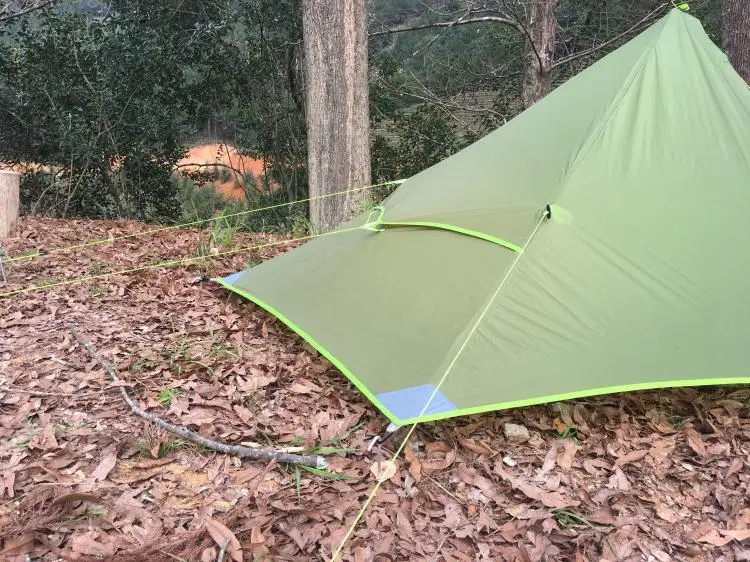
[0,171,20,238]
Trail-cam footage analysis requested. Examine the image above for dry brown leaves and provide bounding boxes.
[1,217,749,561]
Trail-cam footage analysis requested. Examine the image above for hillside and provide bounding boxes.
[1,217,749,561]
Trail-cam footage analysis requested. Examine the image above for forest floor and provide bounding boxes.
[1,217,749,562]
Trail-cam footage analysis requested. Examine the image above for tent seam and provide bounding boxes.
[561,17,667,188]
[377,220,524,253]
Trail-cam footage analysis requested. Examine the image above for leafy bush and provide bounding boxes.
[0,1,242,222]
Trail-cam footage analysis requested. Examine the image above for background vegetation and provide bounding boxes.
[0,0,723,228]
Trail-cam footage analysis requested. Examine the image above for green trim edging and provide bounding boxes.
[214,277,404,425]
[378,220,525,253]
[393,376,750,425]
[214,283,750,427]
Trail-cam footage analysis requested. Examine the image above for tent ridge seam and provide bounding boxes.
[561,21,665,191]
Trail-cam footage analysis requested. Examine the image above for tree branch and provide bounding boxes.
[550,3,670,71]
[369,15,522,37]
[67,325,327,469]
[0,0,57,24]
[174,161,250,178]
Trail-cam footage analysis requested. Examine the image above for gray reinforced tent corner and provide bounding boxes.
[216,8,750,425]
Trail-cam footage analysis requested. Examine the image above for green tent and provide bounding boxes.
[217,8,750,426]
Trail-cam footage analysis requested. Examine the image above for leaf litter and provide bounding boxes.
[0,217,748,561]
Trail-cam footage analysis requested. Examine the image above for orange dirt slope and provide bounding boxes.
[177,143,269,200]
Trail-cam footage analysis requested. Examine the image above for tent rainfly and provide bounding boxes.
[216,8,750,426]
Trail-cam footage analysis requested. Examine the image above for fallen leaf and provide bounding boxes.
[556,439,579,471]
[459,438,493,456]
[725,457,743,478]
[655,502,677,523]
[424,441,452,454]
[370,459,397,482]
[535,441,560,480]
[684,428,706,457]
[496,465,579,509]
[405,453,422,482]
[250,524,265,547]
[70,531,114,558]
[0,532,36,556]
[233,405,253,425]
[205,517,243,562]
[607,466,631,491]
[602,526,635,560]
[290,380,322,394]
[696,528,750,547]
[615,449,648,465]
[90,447,117,482]
[27,425,57,451]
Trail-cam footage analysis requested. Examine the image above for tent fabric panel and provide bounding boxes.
[437,204,750,415]
[215,275,402,423]
[428,10,750,417]
[219,226,517,416]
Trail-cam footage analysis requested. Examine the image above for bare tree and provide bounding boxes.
[302,0,372,231]
[370,1,671,108]
[520,0,558,108]
[721,0,750,84]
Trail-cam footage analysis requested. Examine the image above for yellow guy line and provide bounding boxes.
[328,209,550,561]
[0,226,362,298]
[5,179,405,264]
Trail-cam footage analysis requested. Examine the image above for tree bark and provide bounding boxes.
[521,0,559,109]
[302,0,371,231]
[0,171,20,238]
[722,0,750,85]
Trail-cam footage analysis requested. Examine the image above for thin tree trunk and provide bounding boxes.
[302,0,371,231]
[521,0,559,109]
[722,0,750,85]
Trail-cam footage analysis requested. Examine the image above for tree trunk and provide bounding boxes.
[721,0,750,84]
[521,0,559,109]
[0,171,20,238]
[302,0,371,231]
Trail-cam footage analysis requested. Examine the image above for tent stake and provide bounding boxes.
[367,422,401,452]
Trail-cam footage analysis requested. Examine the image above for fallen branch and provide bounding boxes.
[67,325,327,469]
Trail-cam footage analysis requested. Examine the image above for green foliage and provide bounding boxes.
[372,104,473,182]
[231,0,309,203]
[0,0,724,231]
[0,0,242,221]
[157,386,180,407]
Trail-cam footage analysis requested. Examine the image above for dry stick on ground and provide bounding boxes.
[67,325,327,469]
[216,539,230,562]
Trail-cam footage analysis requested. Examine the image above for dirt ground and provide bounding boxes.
[1,217,748,561]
